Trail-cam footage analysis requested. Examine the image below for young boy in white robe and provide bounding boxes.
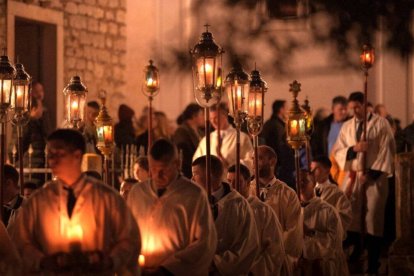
[128,139,217,275]
[311,155,352,235]
[299,170,348,276]
[332,91,395,274]
[192,155,259,275]
[253,145,303,271]
[227,163,288,276]
[12,129,140,275]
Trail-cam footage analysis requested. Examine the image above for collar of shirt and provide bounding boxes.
[150,172,181,197]
[315,179,331,188]
[60,174,87,198]
[212,184,225,202]
[263,177,278,189]
[3,194,20,209]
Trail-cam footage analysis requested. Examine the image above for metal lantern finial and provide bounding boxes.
[63,76,88,129]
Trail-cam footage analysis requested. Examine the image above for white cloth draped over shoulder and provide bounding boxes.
[127,175,217,276]
[332,114,395,236]
[302,197,348,276]
[247,196,289,276]
[214,188,259,275]
[0,221,21,275]
[315,180,353,235]
[11,175,140,275]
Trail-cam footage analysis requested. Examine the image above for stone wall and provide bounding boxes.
[3,0,127,115]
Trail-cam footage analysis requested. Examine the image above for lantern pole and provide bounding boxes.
[247,67,267,198]
[143,60,160,152]
[190,25,223,197]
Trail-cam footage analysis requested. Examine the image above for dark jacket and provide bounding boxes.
[173,123,201,179]
[260,115,295,188]
[310,114,334,158]
[22,118,47,168]
[402,122,414,152]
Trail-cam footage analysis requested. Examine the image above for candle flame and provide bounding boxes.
[138,254,145,267]
[67,224,83,241]
[71,100,79,110]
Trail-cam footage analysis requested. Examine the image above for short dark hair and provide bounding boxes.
[47,129,86,154]
[258,145,277,161]
[348,91,364,104]
[149,138,177,163]
[87,101,100,110]
[312,155,332,169]
[228,164,250,181]
[181,103,202,122]
[4,164,19,185]
[135,156,149,172]
[23,181,38,190]
[210,102,229,114]
[332,96,347,106]
[272,100,286,115]
[84,170,101,180]
[192,155,223,179]
[123,178,139,185]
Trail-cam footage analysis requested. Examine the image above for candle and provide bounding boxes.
[71,100,79,119]
[248,96,262,117]
[103,126,112,143]
[16,86,24,108]
[236,83,242,110]
[67,224,83,252]
[147,78,157,88]
[138,254,145,267]
[290,120,298,136]
[199,62,213,86]
[0,79,11,104]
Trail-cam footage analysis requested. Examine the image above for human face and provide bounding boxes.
[86,106,99,124]
[120,182,133,201]
[332,103,347,122]
[47,140,83,181]
[23,188,35,198]
[209,110,228,130]
[255,148,275,179]
[310,161,329,183]
[32,83,45,101]
[348,101,364,119]
[191,165,206,190]
[4,179,19,202]
[227,172,249,198]
[299,171,315,202]
[133,163,149,182]
[149,157,178,189]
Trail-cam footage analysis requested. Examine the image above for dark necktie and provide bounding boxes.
[356,121,363,141]
[209,195,219,220]
[157,188,166,198]
[315,187,322,197]
[64,187,76,218]
[259,190,266,202]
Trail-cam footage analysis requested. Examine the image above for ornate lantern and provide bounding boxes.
[95,91,114,186]
[0,53,16,119]
[247,68,267,136]
[143,60,160,97]
[63,76,88,129]
[11,63,31,116]
[225,61,250,124]
[360,44,375,71]
[286,80,307,150]
[190,24,224,108]
[302,97,313,137]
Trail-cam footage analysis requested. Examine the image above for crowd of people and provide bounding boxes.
[1,88,413,275]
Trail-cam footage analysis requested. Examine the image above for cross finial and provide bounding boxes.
[204,23,210,32]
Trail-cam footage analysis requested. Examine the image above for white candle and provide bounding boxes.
[138,254,145,267]
[71,100,79,119]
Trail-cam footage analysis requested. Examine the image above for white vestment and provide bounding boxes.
[302,197,348,276]
[315,180,353,235]
[193,126,254,169]
[261,177,303,268]
[247,196,289,276]
[127,175,217,276]
[0,221,21,275]
[11,175,140,275]
[332,114,395,236]
[214,188,259,275]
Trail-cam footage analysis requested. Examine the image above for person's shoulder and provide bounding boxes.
[85,176,121,197]
[175,176,206,197]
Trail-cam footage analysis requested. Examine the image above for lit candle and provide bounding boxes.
[236,84,242,110]
[199,63,213,86]
[103,126,112,143]
[67,224,83,252]
[138,254,145,267]
[248,96,262,117]
[290,120,298,136]
[0,80,11,104]
[71,100,79,119]
[16,86,24,108]
[147,78,157,88]
[364,53,371,64]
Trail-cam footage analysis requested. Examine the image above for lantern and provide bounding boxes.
[360,44,375,70]
[63,76,88,129]
[143,60,160,97]
[247,68,267,136]
[95,91,114,156]
[190,24,224,107]
[0,53,16,115]
[286,80,307,150]
[225,61,250,122]
[302,97,313,136]
[11,63,31,114]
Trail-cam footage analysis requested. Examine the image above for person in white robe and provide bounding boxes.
[11,129,140,275]
[227,163,288,276]
[299,170,348,276]
[252,145,303,271]
[192,155,259,275]
[310,156,352,235]
[193,102,253,170]
[0,221,21,275]
[332,92,395,274]
[128,139,217,275]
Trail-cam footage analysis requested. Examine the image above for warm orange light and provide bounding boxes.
[103,125,112,143]
[248,96,262,117]
[138,254,145,267]
[199,62,213,86]
[67,224,83,241]
[71,100,79,118]
[290,120,298,136]
[146,78,157,88]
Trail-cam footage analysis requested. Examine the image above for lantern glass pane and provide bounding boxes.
[194,87,221,108]
[226,81,249,117]
[0,79,12,105]
[145,70,159,91]
[247,88,264,118]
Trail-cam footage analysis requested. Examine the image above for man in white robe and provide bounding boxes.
[12,129,140,275]
[193,102,253,170]
[332,92,395,274]
[128,139,217,275]
[227,163,288,276]
[192,155,259,275]
[0,221,21,275]
[311,156,352,235]
[253,145,303,271]
[299,170,347,276]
